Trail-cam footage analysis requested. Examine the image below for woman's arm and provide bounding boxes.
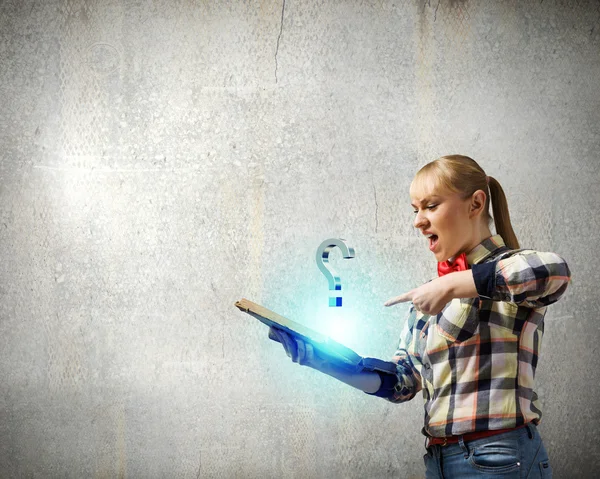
[385,251,571,314]
[314,361,382,394]
[268,305,423,402]
[469,250,571,308]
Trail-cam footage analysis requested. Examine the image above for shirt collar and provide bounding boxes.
[466,235,506,265]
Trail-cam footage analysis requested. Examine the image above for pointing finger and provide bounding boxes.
[384,292,412,307]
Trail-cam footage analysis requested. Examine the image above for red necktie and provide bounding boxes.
[437,252,469,277]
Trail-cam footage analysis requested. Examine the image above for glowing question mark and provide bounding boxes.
[316,238,355,307]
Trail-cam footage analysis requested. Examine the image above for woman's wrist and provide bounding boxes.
[314,361,382,393]
[442,270,479,300]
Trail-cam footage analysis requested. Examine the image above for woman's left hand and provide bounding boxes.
[384,277,452,315]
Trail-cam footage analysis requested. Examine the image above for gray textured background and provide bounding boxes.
[1,0,598,477]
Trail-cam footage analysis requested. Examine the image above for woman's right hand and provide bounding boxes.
[268,327,328,371]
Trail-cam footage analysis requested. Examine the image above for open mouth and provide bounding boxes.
[428,235,439,251]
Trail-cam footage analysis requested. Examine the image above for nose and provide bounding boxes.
[414,210,428,230]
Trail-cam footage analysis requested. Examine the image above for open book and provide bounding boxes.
[235,298,397,375]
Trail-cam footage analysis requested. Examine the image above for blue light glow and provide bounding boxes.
[314,304,362,352]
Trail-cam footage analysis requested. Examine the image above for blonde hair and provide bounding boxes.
[411,155,520,249]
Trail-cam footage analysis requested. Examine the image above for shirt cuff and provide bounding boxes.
[471,261,497,299]
[364,371,398,398]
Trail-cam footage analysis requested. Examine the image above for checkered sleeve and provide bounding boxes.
[472,250,571,308]
[383,306,423,403]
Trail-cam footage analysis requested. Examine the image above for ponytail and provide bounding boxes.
[487,176,520,249]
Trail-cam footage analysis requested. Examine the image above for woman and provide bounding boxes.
[270,155,570,478]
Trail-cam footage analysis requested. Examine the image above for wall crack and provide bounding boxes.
[275,0,286,83]
[373,181,379,234]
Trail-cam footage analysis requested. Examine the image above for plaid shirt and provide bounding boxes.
[384,235,571,438]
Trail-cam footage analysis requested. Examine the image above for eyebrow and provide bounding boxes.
[410,196,441,208]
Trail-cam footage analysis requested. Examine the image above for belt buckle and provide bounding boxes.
[425,436,448,448]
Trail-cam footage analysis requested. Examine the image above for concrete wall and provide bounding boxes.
[1,0,598,477]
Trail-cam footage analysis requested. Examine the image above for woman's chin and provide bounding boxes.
[433,252,444,262]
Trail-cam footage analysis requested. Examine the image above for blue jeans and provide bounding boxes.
[424,423,552,478]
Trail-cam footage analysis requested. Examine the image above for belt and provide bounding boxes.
[426,424,527,447]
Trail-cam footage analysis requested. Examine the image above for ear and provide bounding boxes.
[469,190,487,217]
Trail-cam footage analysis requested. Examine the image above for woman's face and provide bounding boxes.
[410,180,476,262]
